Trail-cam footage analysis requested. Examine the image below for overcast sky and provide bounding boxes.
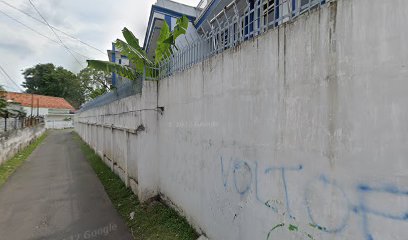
[0,0,200,92]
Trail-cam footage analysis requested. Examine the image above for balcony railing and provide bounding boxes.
[154,0,330,80]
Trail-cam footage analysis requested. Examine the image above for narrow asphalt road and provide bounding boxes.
[0,130,133,240]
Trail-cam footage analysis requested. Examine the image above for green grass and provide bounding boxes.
[0,131,48,187]
[72,132,199,240]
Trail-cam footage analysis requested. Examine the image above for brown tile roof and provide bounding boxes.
[5,92,75,110]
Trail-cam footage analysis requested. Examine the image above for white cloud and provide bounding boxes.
[0,0,200,91]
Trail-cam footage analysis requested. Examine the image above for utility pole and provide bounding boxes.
[30,93,34,126]
[37,98,39,116]
[30,93,34,117]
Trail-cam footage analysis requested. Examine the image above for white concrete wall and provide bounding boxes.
[0,124,45,165]
[75,1,408,239]
[45,114,74,129]
[0,118,23,133]
[75,81,159,201]
[22,106,48,116]
[45,120,74,129]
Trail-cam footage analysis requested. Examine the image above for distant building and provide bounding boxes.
[107,43,131,86]
[143,0,200,61]
[5,92,75,129]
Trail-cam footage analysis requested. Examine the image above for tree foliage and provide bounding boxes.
[22,63,84,109]
[87,16,189,81]
[163,15,189,46]
[87,60,138,80]
[156,16,189,63]
[87,27,151,81]
[77,67,111,101]
[155,21,171,64]
[0,85,7,115]
[0,86,27,118]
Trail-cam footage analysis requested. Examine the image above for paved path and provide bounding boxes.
[0,130,133,240]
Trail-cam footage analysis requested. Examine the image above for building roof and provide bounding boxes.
[143,0,198,58]
[5,92,75,110]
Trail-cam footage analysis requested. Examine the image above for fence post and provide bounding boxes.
[111,125,114,171]
[102,124,106,164]
[124,129,129,187]
[143,65,146,84]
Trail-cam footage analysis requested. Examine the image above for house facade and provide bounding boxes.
[5,92,75,129]
[107,43,131,87]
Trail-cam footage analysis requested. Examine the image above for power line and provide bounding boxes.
[0,9,92,60]
[0,65,24,92]
[0,0,106,56]
[0,72,18,91]
[28,0,84,68]
[0,65,23,92]
[0,82,20,92]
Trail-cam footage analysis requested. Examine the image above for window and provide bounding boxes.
[262,0,275,27]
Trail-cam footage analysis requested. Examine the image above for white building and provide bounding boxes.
[143,0,200,61]
[108,44,131,86]
[5,92,75,129]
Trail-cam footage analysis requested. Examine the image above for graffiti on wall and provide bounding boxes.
[220,157,408,240]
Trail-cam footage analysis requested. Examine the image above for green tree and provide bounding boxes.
[87,15,189,81]
[22,63,84,109]
[0,86,26,119]
[77,67,111,101]
[0,85,7,116]
[155,21,171,64]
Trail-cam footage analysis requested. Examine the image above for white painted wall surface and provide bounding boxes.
[22,106,48,116]
[75,1,408,239]
[75,82,159,201]
[45,114,74,129]
[0,125,45,165]
[45,120,74,129]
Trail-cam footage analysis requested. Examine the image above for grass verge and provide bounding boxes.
[0,131,48,188]
[72,132,199,240]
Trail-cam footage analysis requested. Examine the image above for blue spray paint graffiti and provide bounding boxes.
[220,156,232,189]
[219,156,408,240]
[265,165,303,219]
[354,184,408,240]
[221,157,254,196]
[220,157,304,214]
[233,160,253,195]
[305,175,351,234]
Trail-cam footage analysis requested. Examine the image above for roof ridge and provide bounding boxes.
[5,92,75,110]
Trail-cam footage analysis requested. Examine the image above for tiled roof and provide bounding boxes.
[5,92,75,110]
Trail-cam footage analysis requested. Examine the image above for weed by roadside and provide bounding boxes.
[72,132,198,240]
[0,131,48,187]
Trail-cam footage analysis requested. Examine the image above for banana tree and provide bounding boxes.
[87,27,152,81]
[155,15,189,63]
[87,15,189,81]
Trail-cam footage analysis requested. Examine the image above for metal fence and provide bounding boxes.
[0,117,44,134]
[155,0,329,79]
[79,77,143,112]
[80,0,330,111]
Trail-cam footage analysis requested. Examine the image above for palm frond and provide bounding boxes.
[155,21,171,63]
[87,60,138,80]
[163,16,189,45]
[115,39,153,66]
[173,15,189,40]
[122,27,142,51]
